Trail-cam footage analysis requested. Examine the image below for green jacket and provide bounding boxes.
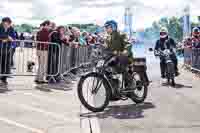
[106,31,132,57]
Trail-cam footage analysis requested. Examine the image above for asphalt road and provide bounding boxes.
[85,51,200,133]
[0,46,199,133]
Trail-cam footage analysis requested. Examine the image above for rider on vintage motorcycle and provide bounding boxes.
[103,20,149,89]
[154,27,179,79]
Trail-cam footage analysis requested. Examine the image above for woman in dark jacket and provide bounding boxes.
[47,26,65,83]
[0,17,16,84]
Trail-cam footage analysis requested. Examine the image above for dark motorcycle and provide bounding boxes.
[77,50,149,112]
[150,48,176,86]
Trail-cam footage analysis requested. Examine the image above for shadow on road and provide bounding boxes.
[174,83,192,89]
[161,83,192,89]
[35,85,52,92]
[0,86,11,93]
[35,83,73,92]
[81,102,155,120]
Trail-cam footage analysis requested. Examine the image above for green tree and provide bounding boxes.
[141,17,183,42]
[167,17,183,41]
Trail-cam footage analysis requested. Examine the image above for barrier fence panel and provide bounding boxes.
[191,48,200,71]
[0,39,97,82]
[59,44,92,80]
[0,40,61,80]
[184,47,192,67]
[184,47,200,72]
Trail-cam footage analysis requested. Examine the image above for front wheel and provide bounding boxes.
[77,73,111,112]
[166,62,176,87]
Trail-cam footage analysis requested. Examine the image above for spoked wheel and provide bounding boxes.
[129,73,148,104]
[77,73,111,112]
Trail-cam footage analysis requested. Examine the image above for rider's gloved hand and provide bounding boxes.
[113,51,118,55]
[122,50,128,56]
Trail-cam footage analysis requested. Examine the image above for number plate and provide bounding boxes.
[96,60,104,67]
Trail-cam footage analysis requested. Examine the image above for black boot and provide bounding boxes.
[1,77,8,85]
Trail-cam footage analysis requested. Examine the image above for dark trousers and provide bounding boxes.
[11,48,16,67]
[0,48,11,81]
[47,46,60,81]
[70,48,76,68]
[160,58,178,76]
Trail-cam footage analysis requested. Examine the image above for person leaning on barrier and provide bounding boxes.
[10,29,18,69]
[71,27,87,46]
[192,27,200,48]
[50,22,56,31]
[47,26,66,83]
[0,17,16,84]
[191,27,200,69]
[35,20,51,84]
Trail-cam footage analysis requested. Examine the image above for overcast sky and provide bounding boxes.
[0,0,200,29]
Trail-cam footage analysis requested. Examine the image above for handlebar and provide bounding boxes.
[155,49,174,57]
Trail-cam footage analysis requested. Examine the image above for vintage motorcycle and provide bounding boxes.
[77,49,149,112]
[150,48,176,86]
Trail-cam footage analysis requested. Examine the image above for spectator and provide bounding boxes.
[86,35,96,46]
[82,31,88,39]
[184,37,192,48]
[192,27,200,48]
[10,30,18,68]
[71,27,86,46]
[47,26,66,83]
[35,20,51,84]
[0,17,16,84]
[50,22,56,31]
[20,33,25,40]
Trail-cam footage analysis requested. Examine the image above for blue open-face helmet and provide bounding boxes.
[104,20,118,31]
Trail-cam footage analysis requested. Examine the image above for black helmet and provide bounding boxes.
[2,17,12,24]
[192,27,200,37]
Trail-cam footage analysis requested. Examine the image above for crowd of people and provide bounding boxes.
[0,17,106,85]
[183,27,200,49]
[35,20,106,84]
[182,27,200,67]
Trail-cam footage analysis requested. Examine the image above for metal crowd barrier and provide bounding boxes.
[191,48,200,71]
[184,47,200,72]
[59,45,91,81]
[184,47,192,68]
[0,39,96,83]
[0,40,61,81]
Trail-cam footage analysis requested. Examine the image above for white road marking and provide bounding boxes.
[89,117,101,133]
[0,100,78,123]
[0,117,44,133]
[80,78,101,133]
[22,92,68,106]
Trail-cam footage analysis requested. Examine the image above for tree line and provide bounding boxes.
[14,23,100,33]
[140,16,199,42]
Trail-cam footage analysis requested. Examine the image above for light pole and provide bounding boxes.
[183,5,191,38]
[124,6,133,39]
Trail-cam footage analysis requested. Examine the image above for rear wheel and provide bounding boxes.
[129,72,148,104]
[77,73,111,112]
